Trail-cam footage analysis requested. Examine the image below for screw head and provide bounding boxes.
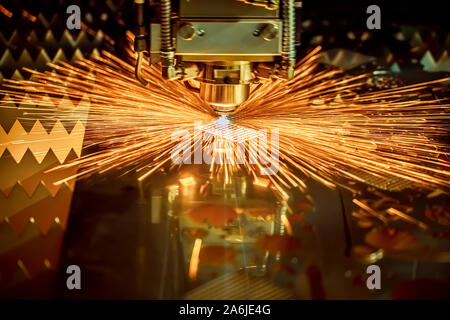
[178,23,196,40]
[260,23,279,41]
[197,28,205,37]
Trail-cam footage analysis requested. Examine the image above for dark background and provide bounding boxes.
[1,0,448,78]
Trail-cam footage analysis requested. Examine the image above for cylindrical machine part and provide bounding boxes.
[199,62,252,113]
[200,83,250,113]
[282,0,296,60]
[135,0,146,28]
[160,0,173,52]
[281,0,296,78]
[134,0,149,85]
[160,0,180,80]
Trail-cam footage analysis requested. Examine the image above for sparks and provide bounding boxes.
[1,39,449,196]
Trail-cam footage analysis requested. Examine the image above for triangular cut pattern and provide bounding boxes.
[0,184,73,235]
[0,224,64,287]
[0,119,85,164]
[0,221,40,255]
[0,32,105,77]
[0,92,90,134]
[0,148,80,197]
[421,50,450,72]
[319,49,375,71]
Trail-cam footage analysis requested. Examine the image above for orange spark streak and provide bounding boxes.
[1,38,449,197]
[189,238,202,281]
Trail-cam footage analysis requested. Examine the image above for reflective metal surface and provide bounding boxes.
[199,62,252,112]
[56,168,450,300]
[175,20,282,56]
[200,83,250,112]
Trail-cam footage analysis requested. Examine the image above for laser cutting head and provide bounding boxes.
[133,0,300,115]
[200,83,249,114]
[199,62,251,113]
